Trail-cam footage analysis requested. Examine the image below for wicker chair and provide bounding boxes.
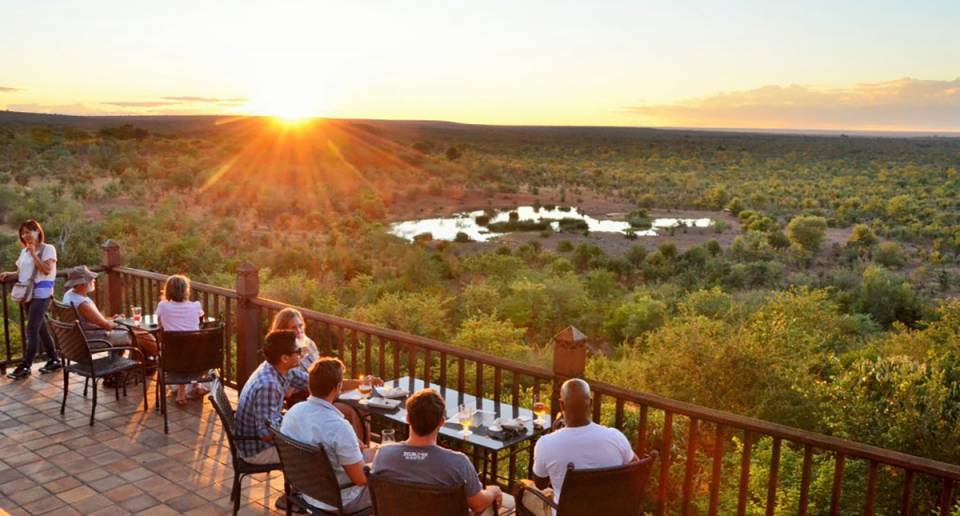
[46,317,148,426]
[366,466,474,516]
[157,323,224,433]
[208,379,282,516]
[516,451,658,516]
[269,425,372,516]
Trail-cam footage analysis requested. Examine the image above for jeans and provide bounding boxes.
[20,297,57,367]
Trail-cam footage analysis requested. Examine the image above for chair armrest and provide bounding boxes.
[233,435,266,441]
[517,484,558,510]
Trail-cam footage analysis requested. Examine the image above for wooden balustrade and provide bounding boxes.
[1,241,957,513]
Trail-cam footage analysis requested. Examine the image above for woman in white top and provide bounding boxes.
[2,220,60,380]
[155,274,204,405]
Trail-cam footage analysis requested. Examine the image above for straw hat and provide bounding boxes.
[64,266,98,289]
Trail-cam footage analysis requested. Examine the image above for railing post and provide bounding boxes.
[552,326,587,419]
[100,240,123,317]
[235,262,260,388]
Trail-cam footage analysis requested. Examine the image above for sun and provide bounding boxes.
[245,81,326,123]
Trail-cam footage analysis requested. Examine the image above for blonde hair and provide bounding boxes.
[270,307,304,332]
[162,275,191,302]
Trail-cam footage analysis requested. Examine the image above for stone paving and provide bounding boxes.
[0,364,285,515]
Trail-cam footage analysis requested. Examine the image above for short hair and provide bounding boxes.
[406,389,446,437]
[18,219,45,245]
[162,275,191,302]
[308,357,344,398]
[263,330,299,364]
[270,307,304,332]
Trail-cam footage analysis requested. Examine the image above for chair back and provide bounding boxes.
[208,379,241,457]
[50,300,80,324]
[46,317,93,368]
[367,469,469,516]
[269,425,347,511]
[555,451,659,516]
[159,323,224,374]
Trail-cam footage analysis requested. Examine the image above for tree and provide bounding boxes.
[445,146,462,161]
[785,215,827,254]
[847,224,878,250]
[855,266,923,327]
[604,295,667,343]
[873,241,909,269]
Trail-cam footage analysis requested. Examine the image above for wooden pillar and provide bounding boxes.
[235,262,260,388]
[100,240,123,318]
[551,326,587,422]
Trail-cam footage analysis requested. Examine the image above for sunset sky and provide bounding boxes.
[2,0,959,131]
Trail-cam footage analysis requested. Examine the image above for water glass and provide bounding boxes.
[381,428,396,444]
[131,306,142,324]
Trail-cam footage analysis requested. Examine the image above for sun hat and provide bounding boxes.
[64,265,98,289]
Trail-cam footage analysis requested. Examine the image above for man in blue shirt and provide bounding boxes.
[281,357,375,513]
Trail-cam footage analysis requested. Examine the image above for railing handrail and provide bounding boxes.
[112,266,239,299]
[107,265,960,480]
[250,295,554,380]
[589,380,960,479]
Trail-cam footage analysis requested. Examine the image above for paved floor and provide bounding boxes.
[0,364,285,515]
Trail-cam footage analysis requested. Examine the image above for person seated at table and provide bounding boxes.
[155,274,206,405]
[281,356,376,514]
[62,265,158,359]
[269,307,376,440]
[517,378,637,516]
[372,388,514,515]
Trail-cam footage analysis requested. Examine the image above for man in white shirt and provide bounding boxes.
[520,379,637,516]
[280,357,374,513]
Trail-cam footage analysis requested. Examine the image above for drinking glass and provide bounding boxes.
[131,306,142,325]
[358,375,372,405]
[381,428,396,444]
[458,404,473,436]
[533,394,548,428]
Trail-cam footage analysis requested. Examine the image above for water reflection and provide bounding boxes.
[389,206,712,242]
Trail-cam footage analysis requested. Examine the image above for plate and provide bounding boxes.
[375,386,410,399]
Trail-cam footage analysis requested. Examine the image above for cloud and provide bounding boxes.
[626,78,960,131]
[5,103,128,116]
[103,100,180,107]
[162,95,247,104]
[0,86,21,93]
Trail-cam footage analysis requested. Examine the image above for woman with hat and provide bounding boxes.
[62,265,158,359]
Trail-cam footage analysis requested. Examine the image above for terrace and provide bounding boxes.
[1,240,959,515]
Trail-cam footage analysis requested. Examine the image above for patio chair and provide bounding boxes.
[46,316,148,426]
[366,466,477,516]
[157,322,224,433]
[208,378,282,516]
[516,451,658,516]
[269,425,372,516]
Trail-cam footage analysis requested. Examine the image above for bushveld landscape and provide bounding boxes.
[2,110,960,512]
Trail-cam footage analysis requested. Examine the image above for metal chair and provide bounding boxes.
[49,299,81,324]
[157,322,224,433]
[516,451,658,516]
[269,425,372,516]
[46,317,148,426]
[208,378,282,515]
[365,466,473,516]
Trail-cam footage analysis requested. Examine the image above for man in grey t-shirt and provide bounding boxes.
[372,389,513,515]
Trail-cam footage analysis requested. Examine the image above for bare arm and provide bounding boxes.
[78,302,116,330]
[342,461,368,486]
[533,473,551,491]
[467,486,500,514]
[27,247,54,275]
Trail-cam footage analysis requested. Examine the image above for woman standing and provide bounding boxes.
[155,274,204,405]
[4,220,60,380]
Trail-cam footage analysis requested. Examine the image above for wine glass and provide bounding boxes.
[458,404,473,436]
[533,394,548,428]
[131,306,142,325]
[358,375,372,405]
[381,428,396,444]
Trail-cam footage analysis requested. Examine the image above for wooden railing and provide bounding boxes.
[2,240,958,514]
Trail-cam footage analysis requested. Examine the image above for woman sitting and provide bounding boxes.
[155,274,205,406]
[62,266,158,359]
